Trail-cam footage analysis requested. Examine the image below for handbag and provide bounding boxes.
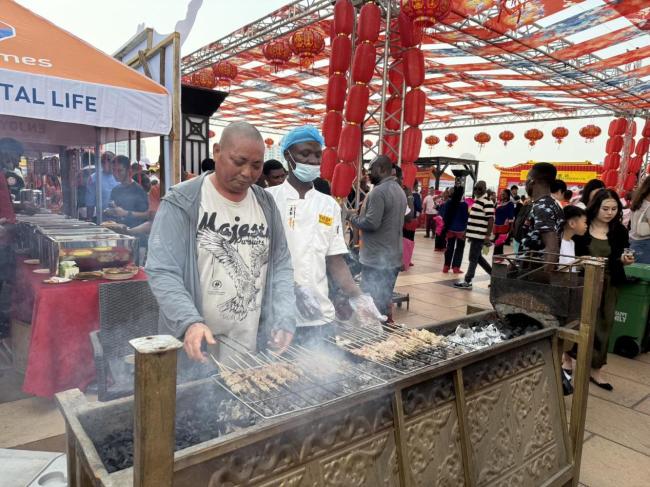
[633,206,650,237]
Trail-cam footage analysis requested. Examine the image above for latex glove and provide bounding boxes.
[295,284,323,321]
[350,294,386,327]
[268,329,294,354]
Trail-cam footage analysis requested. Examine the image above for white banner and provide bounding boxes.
[0,67,171,135]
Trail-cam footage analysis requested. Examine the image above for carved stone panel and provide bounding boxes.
[402,374,456,418]
[175,394,394,487]
[404,403,464,487]
[464,339,568,487]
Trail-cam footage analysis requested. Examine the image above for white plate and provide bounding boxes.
[24,259,40,265]
[33,268,51,274]
[43,277,72,284]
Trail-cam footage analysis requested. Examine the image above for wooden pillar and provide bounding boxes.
[569,261,604,486]
[130,335,182,487]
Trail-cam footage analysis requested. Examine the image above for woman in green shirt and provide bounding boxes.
[574,189,635,390]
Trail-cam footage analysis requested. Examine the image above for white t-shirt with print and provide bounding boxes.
[267,181,348,327]
[197,179,269,356]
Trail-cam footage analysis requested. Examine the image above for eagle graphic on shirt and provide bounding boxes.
[197,228,268,321]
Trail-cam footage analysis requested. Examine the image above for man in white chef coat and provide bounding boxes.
[267,125,384,343]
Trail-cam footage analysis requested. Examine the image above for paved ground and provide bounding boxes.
[1,232,649,485]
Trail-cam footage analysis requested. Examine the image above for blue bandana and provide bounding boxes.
[280,125,324,152]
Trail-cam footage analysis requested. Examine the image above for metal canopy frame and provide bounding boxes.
[415,156,480,190]
[180,0,650,134]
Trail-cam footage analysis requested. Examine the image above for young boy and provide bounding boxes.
[559,205,587,395]
[558,205,588,268]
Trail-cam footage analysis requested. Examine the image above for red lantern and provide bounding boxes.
[604,170,618,188]
[401,0,451,29]
[290,27,325,68]
[333,0,354,36]
[402,127,422,163]
[624,173,637,192]
[403,48,424,88]
[326,74,348,112]
[357,2,381,43]
[444,133,458,148]
[192,68,215,89]
[580,124,602,143]
[331,162,356,198]
[608,118,627,137]
[338,123,362,163]
[404,88,425,127]
[524,129,543,146]
[604,153,620,170]
[628,155,643,174]
[636,137,649,157]
[344,84,370,125]
[551,126,569,145]
[208,130,216,139]
[382,134,400,161]
[363,139,373,149]
[499,130,514,146]
[329,35,352,75]
[385,96,402,131]
[264,138,274,148]
[402,162,417,189]
[212,61,238,88]
[642,119,650,138]
[181,75,192,85]
[425,135,440,152]
[323,111,344,148]
[388,63,404,96]
[474,132,491,148]
[262,40,292,72]
[321,147,338,181]
[398,12,422,48]
[351,42,376,84]
[606,135,623,154]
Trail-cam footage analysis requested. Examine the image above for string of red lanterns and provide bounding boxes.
[321,0,354,183]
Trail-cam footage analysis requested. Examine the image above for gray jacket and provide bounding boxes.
[145,172,296,343]
[350,176,406,269]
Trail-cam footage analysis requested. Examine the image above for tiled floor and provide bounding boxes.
[0,232,649,485]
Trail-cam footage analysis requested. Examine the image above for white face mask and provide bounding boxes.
[287,152,320,183]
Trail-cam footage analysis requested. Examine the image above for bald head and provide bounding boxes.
[219,122,264,151]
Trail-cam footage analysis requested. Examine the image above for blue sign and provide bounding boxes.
[0,21,15,43]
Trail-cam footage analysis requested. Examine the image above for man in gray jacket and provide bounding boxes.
[146,122,296,367]
[345,156,407,317]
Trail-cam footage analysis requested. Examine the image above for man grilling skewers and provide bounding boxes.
[146,122,296,371]
[267,126,386,344]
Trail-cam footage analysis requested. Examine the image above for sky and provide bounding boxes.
[15,0,631,189]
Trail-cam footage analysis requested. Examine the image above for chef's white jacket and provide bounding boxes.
[267,181,349,327]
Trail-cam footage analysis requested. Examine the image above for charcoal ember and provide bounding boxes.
[98,398,256,473]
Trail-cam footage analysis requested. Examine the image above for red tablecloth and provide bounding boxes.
[12,257,147,397]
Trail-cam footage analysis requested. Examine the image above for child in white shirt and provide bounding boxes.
[559,205,588,269]
[560,205,588,389]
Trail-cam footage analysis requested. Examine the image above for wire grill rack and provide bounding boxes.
[327,323,480,375]
[210,343,386,420]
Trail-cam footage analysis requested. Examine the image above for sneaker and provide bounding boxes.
[453,281,472,289]
[442,266,450,273]
[452,267,463,274]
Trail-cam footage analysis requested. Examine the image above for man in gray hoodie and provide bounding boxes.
[146,122,296,369]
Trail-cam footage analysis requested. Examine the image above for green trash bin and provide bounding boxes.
[609,264,650,358]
